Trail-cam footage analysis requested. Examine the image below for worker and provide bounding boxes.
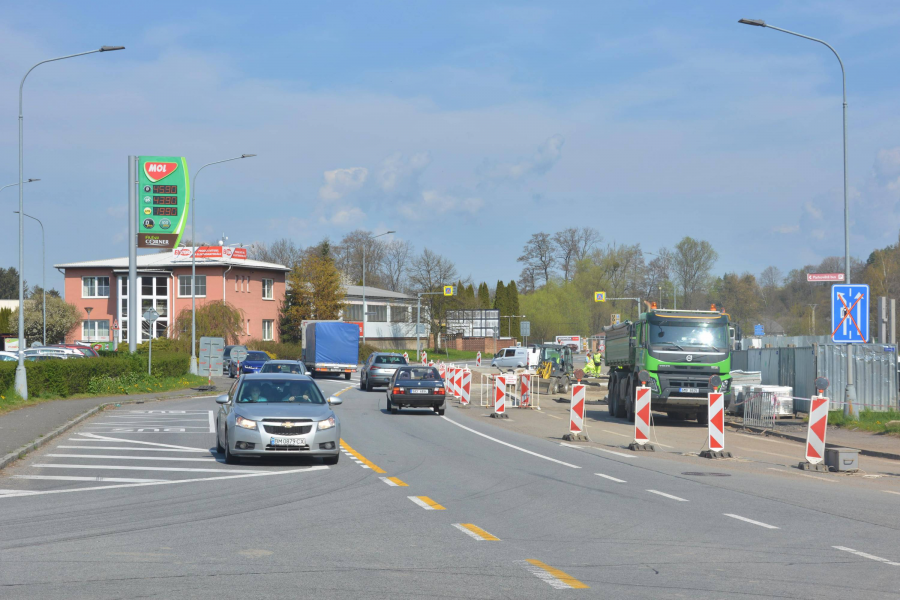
[584,349,604,378]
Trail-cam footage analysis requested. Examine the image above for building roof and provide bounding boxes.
[55,253,290,272]
[344,285,415,301]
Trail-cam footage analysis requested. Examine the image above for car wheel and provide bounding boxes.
[224,430,239,465]
[365,378,372,392]
[215,423,225,453]
[323,454,339,465]
[386,396,393,411]
[360,376,366,391]
[437,407,445,416]
[391,406,399,414]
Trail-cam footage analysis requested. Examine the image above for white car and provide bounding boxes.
[24,347,84,359]
[0,351,18,362]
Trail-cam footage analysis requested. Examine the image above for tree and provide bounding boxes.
[671,237,718,308]
[493,280,507,334]
[280,245,346,343]
[711,272,762,333]
[29,286,61,300]
[574,227,602,262]
[12,296,80,345]
[0,307,12,335]
[408,248,458,348]
[383,239,413,292]
[553,227,601,283]
[0,267,26,299]
[758,266,783,311]
[517,232,556,288]
[477,282,491,309]
[172,301,244,349]
[335,230,388,288]
[507,280,521,338]
[248,238,305,268]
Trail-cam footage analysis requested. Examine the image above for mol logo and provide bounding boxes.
[143,161,178,182]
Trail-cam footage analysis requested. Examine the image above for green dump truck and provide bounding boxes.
[603,308,732,424]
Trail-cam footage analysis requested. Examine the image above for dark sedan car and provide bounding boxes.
[386,366,446,415]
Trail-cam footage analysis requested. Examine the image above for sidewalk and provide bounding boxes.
[0,376,227,466]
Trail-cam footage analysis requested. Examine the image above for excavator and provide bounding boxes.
[535,343,574,394]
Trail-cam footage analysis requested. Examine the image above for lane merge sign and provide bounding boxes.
[831,284,869,343]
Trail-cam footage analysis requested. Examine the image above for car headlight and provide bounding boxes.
[235,416,257,430]
[317,416,336,431]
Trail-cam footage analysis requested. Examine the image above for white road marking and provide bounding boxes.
[73,433,208,450]
[208,410,216,433]
[724,513,779,529]
[647,489,688,502]
[883,490,900,496]
[595,473,626,483]
[407,496,443,510]
[0,466,329,500]
[516,560,579,590]
[13,475,165,483]
[47,454,217,462]
[0,489,39,496]
[560,442,635,459]
[34,464,263,474]
[380,477,400,487]
[441,417,580,469]
[58,446,210,453]
[833,546,900,566]
[766,467,837,483]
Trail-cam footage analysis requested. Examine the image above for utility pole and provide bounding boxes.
[807,304,817,336]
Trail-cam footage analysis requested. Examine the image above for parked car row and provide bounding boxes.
[0,344,100,362]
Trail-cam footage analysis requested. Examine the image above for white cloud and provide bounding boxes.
[319,167,368,201]
[325,207,367,225]
[803,201,823,220]
[399,189,483,220]
[478,134,565,185]
[773,225,799,234]
[378,152,430,194]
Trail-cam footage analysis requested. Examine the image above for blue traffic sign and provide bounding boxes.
[753,324,764,336]
[831,284,869,343]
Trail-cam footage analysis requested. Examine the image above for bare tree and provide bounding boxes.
[408,248,458,348]
[248,238,304,268]
[517,232,556,288]
[758,265,783,309]
[574,227,602,262]
[517,265,537,295]
[671,237,718,308]
[383,239,413,292]
[334,230,388,287]
[553,228,579,283]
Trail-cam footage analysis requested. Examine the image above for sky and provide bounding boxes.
[2,0,900,293]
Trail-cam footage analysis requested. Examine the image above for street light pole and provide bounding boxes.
[14,211,45,345]
[16,46,123,399]
[189,154,256,375]
[739,18,855,417]
[361,230,394,345]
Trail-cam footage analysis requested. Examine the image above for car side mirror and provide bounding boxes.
[327,396,343,406]
[215,394,230,405]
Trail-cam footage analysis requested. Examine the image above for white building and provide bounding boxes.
[342,285,426,349]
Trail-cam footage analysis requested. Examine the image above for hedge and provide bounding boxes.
[0,352,191,398]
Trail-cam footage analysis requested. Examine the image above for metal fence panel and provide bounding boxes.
[793,347,817,413]
[732,350,748,371]
[816,344,898,412]
[743,390,775,429]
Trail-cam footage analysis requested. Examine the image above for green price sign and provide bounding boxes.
[137,156,190,249]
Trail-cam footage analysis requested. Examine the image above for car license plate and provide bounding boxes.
[270,436,305,446]
[409,388,429,394]
[679,388,700,394]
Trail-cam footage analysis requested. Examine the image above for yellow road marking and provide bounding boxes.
[454,523,499,541]
[339,439,386,473]
[334,386,354,397]
[524,559,589,589]
[409,495,446,510]
[384,476,408,487]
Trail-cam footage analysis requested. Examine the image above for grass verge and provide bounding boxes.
[0,373,211,417]
[826,409,900,437]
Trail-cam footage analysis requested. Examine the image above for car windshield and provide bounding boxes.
[396,367,439,381]
[260,363,305,374]
[236,378,325,404]
[246,352,269,361]
[649,321,728,350]
[375,355,406,365]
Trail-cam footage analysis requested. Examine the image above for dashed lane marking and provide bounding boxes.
[885,490,900,496]
[518,559,589,590]
[0,466,329,500]
[724,513,779,529]
[560,442,635,459]
[595,473,626,483]
[453,523,499,541]
[442,417,580,469]
[833,546,900,566]
[46,454,217,462]
[13,475,165,483]
[408,496,446,510]
[380,476,409,487]
[339,439,386,473]
[647,490,688,502]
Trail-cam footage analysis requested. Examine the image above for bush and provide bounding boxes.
[0,352,191,398]
[246,340,303,360]
[359,343,378,363]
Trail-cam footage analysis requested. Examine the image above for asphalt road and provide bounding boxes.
[0,373,898,599]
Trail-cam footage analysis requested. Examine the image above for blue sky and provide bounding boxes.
[2,1,900,292]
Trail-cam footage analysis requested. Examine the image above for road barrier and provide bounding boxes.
[460,369,471,406]
[403,352,409,363]
[707,391,725,452]
[493,376,507,416]
[805,395,828,465]
[439,363,446,381]
[569,384,585,434]
[421,351,427,365]
[454,367,463,399]
[476,351,481,367]
[520,373,532,407]
[633,386,651,446]
[477,373,540,409]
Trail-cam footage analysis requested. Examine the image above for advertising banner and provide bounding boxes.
[137,156,190,249]
[172,246,248,260]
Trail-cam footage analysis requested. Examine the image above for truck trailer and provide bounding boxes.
[604,308,731,423]
[301,321,360,379]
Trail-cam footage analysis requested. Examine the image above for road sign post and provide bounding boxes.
[142,309,159,375]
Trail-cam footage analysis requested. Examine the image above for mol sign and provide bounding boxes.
[137,156,189,249]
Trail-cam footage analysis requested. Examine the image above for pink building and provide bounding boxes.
[55,252,288,347]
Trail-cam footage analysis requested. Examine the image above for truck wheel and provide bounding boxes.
[344,372,351,380]
[696,407,709,425]
[607,373,618,416]
[625,379,635,422]
[614,378,627,419]
[560,376,571,394]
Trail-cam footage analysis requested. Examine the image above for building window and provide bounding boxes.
[390,305,410,323]
[369,305,387,322]
[263,320,274,341]
[82,320,110,341]
[82,276,109,298]
[178,275,206,297]
[246,319,251,336]
[262,278,274,300]
[345,304,363,322]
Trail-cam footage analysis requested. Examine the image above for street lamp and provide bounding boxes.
[13,211,45,345]
[15,46,124,399]
[739,18,855,417]
[189,154,256,375]
[362,231,395,344]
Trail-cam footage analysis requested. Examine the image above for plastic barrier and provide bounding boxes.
[421,351,427,365]
[438,363,446,381]
[569,384,585,434]
[403,352,409,363]
[633,386,651,446]
[805,395,828,465]
[493,376,506,415]
[476,351,481,367]
[460,369,472,405]
[454,367,463,398]
[520,373,531,407]
[708,391,725,452]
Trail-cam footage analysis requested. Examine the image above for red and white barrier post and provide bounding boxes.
[421,351,427,365]
[438,363,446,381]
[562,383,587,441]
[403,352,409,363]
[701,375,732,459]
[454,367,463,398]
[801,377,831,471]
[491,375,508,418]
[520,373,531,408]
[625,371,655,451]
[476,351,481,367]
[460,369,471,406]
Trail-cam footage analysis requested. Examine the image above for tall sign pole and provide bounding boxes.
[128,156,138,352]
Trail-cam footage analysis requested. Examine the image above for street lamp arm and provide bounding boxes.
[20,49,114,114]
[760,24,846,102]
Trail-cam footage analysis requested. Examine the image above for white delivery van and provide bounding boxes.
[491,347,528,370]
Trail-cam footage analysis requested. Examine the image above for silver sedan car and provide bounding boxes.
[215,374,342,465]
